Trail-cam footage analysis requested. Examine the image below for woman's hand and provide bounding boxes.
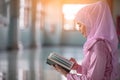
[69,58,79,70]
[52,65,68,77]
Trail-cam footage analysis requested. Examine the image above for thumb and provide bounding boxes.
[70,58,76,62]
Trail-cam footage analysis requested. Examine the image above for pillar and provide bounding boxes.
[7,0,19,80]
[30,0,37,48]
[7,0,19,50]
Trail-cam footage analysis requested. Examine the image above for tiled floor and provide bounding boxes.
[0,46,84,80]
[0,46,120,80]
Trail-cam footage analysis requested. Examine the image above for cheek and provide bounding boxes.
[79,27,84,35]
[82,26,87,37]
[81,26,86,33]
[79,27,83,33]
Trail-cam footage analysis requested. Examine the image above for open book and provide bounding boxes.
[46,52,74,72]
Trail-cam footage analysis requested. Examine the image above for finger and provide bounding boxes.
[52,65,58,71]
[55,65,63,71]
[54,65,60,70]
[55,65,61,69]
[70,58,75,62]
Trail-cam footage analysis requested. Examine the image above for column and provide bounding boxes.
[30,0,37,48]
[7,0,19,50]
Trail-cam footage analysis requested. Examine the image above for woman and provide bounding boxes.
[53,1,119,80]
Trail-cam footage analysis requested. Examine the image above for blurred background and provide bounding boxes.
[0,0,120,80]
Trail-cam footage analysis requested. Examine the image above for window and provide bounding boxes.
[62,4,87,31]
[36,2,44,30]
[19,0,31,29]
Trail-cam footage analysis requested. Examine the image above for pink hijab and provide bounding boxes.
[75,1,119,80]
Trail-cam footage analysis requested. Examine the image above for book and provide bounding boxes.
[46,52,74,72]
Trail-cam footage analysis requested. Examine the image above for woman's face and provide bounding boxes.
[75,22,87,37]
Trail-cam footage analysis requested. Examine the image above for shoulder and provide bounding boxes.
[91,39,109,57]
[93,39,108,50]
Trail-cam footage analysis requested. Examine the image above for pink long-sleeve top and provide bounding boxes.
[67,40,112,80]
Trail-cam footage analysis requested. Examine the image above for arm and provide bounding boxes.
[67,40,109,80]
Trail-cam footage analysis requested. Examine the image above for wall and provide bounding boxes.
[42,0,62,46]
[61,31,86,46]
[20,26,43,48]
[42,0,86,46]
[0,27,8,50]
[20,28,32,48]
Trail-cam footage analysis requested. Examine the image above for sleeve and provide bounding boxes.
[66,40,109,80]
[76,65,82,74]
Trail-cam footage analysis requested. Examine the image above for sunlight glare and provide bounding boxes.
[64,24,73,30]
[75,23,80,31]
[19,0,25,29]
[37,3,42,11]
[62,4,87,18]
[62,4,87,30]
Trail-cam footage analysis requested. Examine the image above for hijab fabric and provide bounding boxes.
[75,1,119,80]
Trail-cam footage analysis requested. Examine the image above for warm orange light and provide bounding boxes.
[62,4,87,18]
[37,3,42,11]
[64,24,73,30]
[75,23,80,31]
[62,4,87,31]
[19,0,25,29]
[64,14,74,20]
